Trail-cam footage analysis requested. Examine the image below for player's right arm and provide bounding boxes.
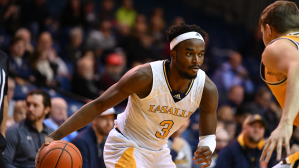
[260,39,299,163]
[50,64,152,140]
[35,64,153,164]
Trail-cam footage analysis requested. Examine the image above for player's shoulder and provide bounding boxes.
[116,63,153,95]
[203,75,217,94]
[263,39,297,58]
[126,63,153,82]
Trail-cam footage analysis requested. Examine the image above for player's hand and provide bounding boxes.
[260,122,292,163]
[35,136,55,166]
[193,146,212,168]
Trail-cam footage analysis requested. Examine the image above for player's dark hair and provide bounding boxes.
[259,0,299,34]
[166,22,207,48]
[26,89,52,108]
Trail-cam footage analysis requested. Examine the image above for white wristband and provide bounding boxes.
[198,134,216,153]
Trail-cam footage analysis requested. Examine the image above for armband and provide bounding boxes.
[198,134,216,153]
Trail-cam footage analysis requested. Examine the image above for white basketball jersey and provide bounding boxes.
[116,60,206,150]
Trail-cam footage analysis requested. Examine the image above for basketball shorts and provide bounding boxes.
[104,127,176,168]
[272,152,299,168]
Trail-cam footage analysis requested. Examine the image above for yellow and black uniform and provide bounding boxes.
[260,32,299,127]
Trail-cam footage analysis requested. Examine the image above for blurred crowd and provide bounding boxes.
[1,0,299,168]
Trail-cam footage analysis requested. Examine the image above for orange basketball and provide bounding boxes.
[36,140,82,168]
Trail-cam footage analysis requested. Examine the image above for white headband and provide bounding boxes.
[170,31,205,50]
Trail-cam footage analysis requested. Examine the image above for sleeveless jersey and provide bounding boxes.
[260,32,299,127]
[116,60,206,150]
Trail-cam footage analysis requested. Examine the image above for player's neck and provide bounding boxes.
[168,62,192,92]
[272,30,299,40]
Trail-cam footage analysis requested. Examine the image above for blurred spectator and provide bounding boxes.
[98,0,115,21]
[212,51,254,95]
[82,0,98,28]
[264,101,282,137]
[240,26,264,59]
[8,37,32,81]
[44,97,78,142]
[290,127,299,155]
[216,114,276,168]
[15,28,34,55]
[167,119,192,168]
[0,52,8,168]
[224,121,237,142]
[243,87,282,136]
[72,108,117,168]
[124,21,155,68]
[149,7,166,56]
[224,85,244,114]
[6,100,26,128]
[235,106,251,137]
[4,89,54,168]
[60,0,84,28]
[215,128,230,154]
[0,0,20,35]
[72,57,99,99]
[28,49,58,87]
[217,105,233,122]
[65,27,84,63]
[243,87,272,116]
[98,53,126,91]
[7,77,15,118]
[239,27,265,86]
[197,128,230,168]
[37,32,69,77]
[216,120,225,129]
[291,127,299,147]
[20,0,52,36]
[115,23,131,48]
[136,14,147,25]
[172,16,185,26]
[115,0,137,27]
[85,20,116,51]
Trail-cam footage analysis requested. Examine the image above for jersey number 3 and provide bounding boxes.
[155,120,174,139]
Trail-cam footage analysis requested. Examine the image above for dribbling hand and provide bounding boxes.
[193,146,212,168]
[35,136,55,166]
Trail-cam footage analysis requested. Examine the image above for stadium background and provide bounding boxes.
[1,0,299,167]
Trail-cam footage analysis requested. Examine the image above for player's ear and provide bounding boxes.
[265,24,272,38]
[170,50,176,60]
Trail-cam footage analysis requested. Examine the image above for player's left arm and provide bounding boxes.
[260,39,299,162]
[193,75,218,167]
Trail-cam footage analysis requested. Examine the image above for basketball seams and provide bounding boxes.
[40,148,61,166]
[51,141,81,162]
[63,149,73,168]
[66,144,83,164]
[38,141,82,168]
[55,142,69,168]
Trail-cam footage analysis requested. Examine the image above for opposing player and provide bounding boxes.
[258,1,299,167]
[36,23,218,168]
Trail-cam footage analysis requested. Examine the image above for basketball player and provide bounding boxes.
[258,1,299,167]
[36,23,218,168]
